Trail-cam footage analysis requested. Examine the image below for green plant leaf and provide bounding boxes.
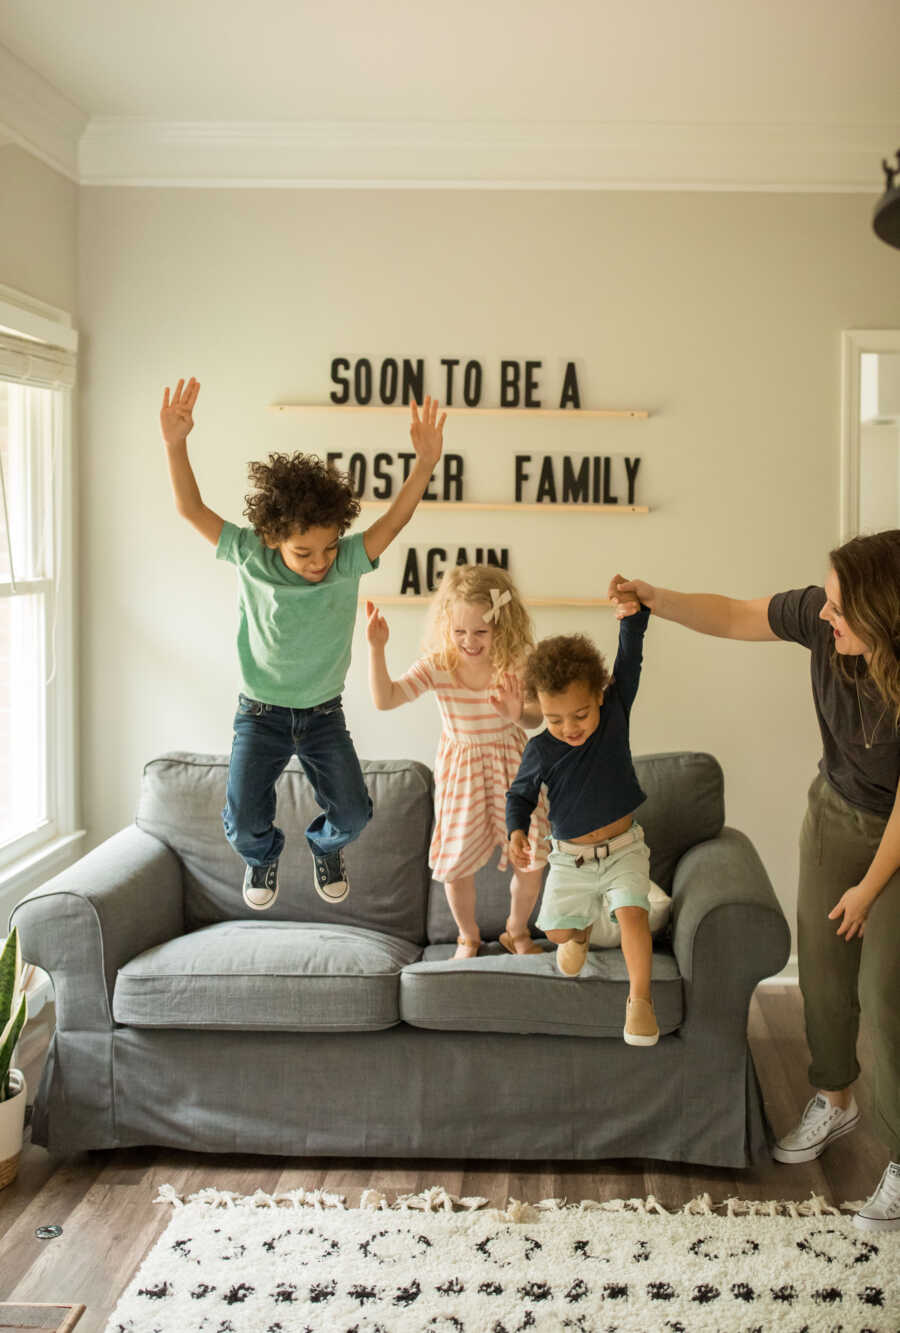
[0,993,26,1102]
[0,928,22,1031]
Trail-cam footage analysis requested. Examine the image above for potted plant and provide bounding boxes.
[0,927,28,1188]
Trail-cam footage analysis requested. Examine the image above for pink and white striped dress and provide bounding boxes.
[398,656,550,882]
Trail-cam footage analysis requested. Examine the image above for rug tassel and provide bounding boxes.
[153,1184,861,1217]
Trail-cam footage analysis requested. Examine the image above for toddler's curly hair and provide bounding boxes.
[523,633,611,699]
[243,452,360,542]
[425,564,534,677]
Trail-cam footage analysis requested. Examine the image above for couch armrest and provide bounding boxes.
[670,827,790,1033]
[9,826,184,1032]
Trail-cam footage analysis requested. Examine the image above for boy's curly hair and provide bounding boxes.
[243,452,360,542]
[523,633,611,699]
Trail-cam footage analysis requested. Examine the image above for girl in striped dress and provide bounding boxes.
[366,565,550,959]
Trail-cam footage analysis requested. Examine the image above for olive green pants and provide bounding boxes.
[798,773,900,1157]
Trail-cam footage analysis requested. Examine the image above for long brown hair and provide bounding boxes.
[829,529,900,728]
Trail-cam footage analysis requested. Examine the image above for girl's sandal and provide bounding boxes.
[499,924,543,956]
[453,935,481,960]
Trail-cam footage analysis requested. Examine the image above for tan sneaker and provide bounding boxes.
[556,937,590,977]
[624,996,659,1046]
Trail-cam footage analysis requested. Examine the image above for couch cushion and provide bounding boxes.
[425,752,724,944]
[400,943,683,1038]
[136,753,434,941]
[113,921,422,1032]
[633,751,725,891]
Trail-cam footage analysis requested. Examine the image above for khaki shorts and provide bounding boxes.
[535,823,652,932]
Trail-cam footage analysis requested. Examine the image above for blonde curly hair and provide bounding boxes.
[424,565,533,677]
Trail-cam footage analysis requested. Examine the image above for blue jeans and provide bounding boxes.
[222,693,372,867]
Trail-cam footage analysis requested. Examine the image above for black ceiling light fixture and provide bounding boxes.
[873,149,900,249]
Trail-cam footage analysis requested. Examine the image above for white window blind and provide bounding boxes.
[0,332,76,390]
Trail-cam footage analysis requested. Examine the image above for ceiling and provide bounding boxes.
[0,1,898,187]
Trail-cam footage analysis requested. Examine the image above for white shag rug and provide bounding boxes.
[106,1185,899,1333]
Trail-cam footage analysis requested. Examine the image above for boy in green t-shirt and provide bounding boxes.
[159,376,446,910]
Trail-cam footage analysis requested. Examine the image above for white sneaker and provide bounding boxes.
[854,1162,900,1232]
[312,847,349,904]
[242,860,279,910]
[772,1093,860,1163]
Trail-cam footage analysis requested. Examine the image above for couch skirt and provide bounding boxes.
[32,1022,770,1168]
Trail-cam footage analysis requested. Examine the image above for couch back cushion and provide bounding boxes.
[136,753,434,942]
[426,750,725,944]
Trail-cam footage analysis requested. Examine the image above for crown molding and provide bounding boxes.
[77,117,893,191]
[0,43,88,181]
[0,45,891,193]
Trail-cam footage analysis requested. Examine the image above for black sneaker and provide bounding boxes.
[312,847,349,903]
[242,860,279,910]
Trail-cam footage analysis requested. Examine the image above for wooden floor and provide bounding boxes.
[0,987,887,1333]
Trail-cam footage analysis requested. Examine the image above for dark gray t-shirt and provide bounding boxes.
[768,586,900,817]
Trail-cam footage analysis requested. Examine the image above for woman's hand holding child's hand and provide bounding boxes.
[508,830,533,871]
[160,377,200,448]
[490,673,524,723]
[365,601,389,648]
[609,573,655,620]
[409,396,446,470]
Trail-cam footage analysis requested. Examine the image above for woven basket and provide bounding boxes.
[0,1149,20,1189]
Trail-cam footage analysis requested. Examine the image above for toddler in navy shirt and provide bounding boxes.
[507,605,658,1045]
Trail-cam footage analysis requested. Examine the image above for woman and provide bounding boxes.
[610,530,900,1232]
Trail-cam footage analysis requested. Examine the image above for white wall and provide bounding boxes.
[77,187,900,942]
[0,144,77,312]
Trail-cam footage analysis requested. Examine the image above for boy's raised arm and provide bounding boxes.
[160,377,225,547]
[363,397,446,562]
[611,598,651,713]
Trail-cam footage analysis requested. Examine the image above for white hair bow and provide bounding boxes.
[482,588,512,623]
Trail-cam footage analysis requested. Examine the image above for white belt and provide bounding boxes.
[551,826,640,864]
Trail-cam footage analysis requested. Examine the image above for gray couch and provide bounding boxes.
[11,750,790,1166]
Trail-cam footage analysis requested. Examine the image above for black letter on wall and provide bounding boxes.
[536,457,558,503]
[444,454,464,501]
[524,361,542,408]
[330,358,350,404]
[559,361,581,410]
[562,456,590,503]
[402,359,425,405]
[373,453,393,499]
[500,361,520,408]
[624,457,641,505]
[400,549,421,596]
[463,360,482,407]
[441,359,459,405]
[514,455,531,502]
[348,452,367,496]
[354,359,372,405]
[379,359,399,404]
[426,548,447,591]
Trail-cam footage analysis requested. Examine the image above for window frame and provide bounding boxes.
[840,328,900,540]
[0,286,81,914]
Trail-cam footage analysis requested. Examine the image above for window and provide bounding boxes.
[841,330,900,539]
[0,288,79,888]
